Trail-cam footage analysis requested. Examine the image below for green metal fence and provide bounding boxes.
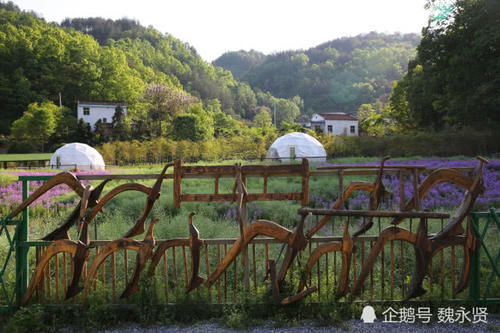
[469,208,500,303]
[1,176,500,313]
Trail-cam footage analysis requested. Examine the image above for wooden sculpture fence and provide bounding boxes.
[1,157,498,312]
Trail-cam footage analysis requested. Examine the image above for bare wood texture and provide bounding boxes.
[123,163,173,238]
[186,213,204,293]
[21,240,79,305]
[9,172,86,219]
[205,220,293,287]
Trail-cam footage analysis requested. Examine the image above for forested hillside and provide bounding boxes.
[0,3,301,139]
[389,0,500,131]
[214,32,420,115]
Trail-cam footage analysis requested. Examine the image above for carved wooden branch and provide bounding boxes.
[277,214,308,283]
[307,156,390,238]
[186,212,204,293]
[205,220,293,287]
[123,162,173,238]
[84,218,158,299]
[41,179,112,241]
[296,219,353,301]
[21,185,93,304]
[8,172,86,219]
[352,225,417,296]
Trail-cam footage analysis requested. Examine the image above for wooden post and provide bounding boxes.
[173,160,181,208]
[399,170,405,211]
[268,259,280,304]
[241,175,250,292]
[301,158,310,206]
[338,169,344,210]
[413,168,420,210]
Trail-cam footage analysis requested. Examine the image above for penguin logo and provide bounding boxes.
[361,305,376,323]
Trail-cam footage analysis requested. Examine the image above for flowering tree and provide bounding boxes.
[143,83,197,137]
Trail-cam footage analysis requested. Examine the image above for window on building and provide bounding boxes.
[83,107,90,116]
[290,146,296,160]
[327,125,333,133]
[314,125,321,132]
[102,118,107,123]
[350,125,356,134]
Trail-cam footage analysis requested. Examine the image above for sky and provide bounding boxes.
[11,0,429,62]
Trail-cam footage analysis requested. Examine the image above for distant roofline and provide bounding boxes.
[78,101,128,106]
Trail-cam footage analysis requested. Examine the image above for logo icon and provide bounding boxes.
[361,305,377,323]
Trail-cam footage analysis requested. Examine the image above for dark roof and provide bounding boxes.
[320,113,357,121]
[78,101,127,106]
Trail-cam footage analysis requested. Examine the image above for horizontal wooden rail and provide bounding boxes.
[298,208,451,219]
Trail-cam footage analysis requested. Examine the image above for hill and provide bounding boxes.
[0,4,301,135]
[214,32,420,115]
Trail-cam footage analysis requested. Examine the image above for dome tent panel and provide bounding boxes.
[50,143,105,171]
[266,132,326,162]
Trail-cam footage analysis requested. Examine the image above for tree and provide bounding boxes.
[111,105,130,141]
[171,103,214,141]
[143,83,197,137]
[10,101,60,152]
[253,108,272,128]
[391,0,500,130]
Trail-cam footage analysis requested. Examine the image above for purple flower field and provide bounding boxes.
[0,170,109,217]
[311,158,500,212]
[1,159,499,220]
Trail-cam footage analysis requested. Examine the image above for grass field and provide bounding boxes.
[0,153,52,162]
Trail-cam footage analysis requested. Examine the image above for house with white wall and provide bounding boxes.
[310,113,358,136]
[77,101,127,130]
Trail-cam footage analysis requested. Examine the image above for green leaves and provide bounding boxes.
[10,101,60,152]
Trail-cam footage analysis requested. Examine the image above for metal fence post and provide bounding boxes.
[15,179,29,304]
[469,214,480,301]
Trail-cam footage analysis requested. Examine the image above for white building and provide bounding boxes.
[310,113,358,136]
[77,101,127,130]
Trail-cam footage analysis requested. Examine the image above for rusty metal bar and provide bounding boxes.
[182,246,188,288]
[224,244,227,302]
[390,240,394,300]
[440,248,444,296]
[413,168,420,210]
[401,240,405,299]
[399,170,405,211]
[55,253,59,301]
[338,169,344,210]
[217,244,221,302]
[430,256,434,292]
[334,250,337,285]
[381,243,385,299]
[46,256,50,299]
[163,252,168,302]
[124,249,128,286]
[112,251,116,302]
[252,244,257,293]
[233,253,237,301]
[63,252,67,298]
[325,252,329,298]
[451,246,455,296]
[205,243,211,301]
[370,241,374,299]
[172,247,177,286]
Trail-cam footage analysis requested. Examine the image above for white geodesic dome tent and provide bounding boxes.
[266,132,327,162]
[50,143,105,171]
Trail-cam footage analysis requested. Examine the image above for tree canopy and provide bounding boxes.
[389,0,500,130]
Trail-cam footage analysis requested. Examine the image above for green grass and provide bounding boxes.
[0,153,52,162]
